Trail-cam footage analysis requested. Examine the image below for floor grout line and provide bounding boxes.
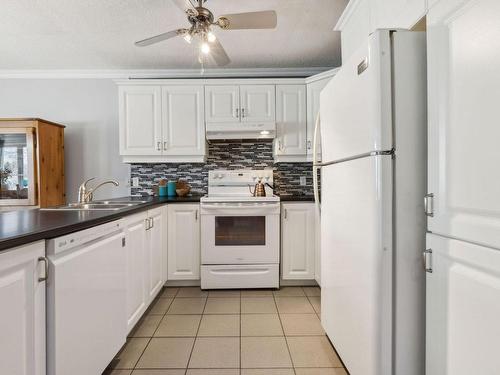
[273,287,297,375]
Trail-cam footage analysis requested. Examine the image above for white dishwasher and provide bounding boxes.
[46,220,127,375]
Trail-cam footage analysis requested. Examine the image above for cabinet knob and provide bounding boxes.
[241,108,246,118]
[157,141,161,151]
[235,108,239,118]
[307,140,312,150]
[163,141,168,151]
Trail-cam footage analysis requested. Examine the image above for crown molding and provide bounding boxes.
[0,67,334,79]
[304,67,340,84]
[334,0,364,31]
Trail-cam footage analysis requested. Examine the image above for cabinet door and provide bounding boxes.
[0,241,45,375]
[119,86,162,155]
[276,85,307,157]
[281,203,316,280]
[426,233,500,375]
[205,85,240,123]
[125,212,147,333]
[162,86,205,156]
[146,207,164,301]
[168,204,201,280]
[306,78,331,160]
[371,0,426,30]
[427,0,500,250]
[240,85,276,123]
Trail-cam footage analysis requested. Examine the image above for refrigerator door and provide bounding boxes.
[321,155,393,375]
[320,30,393,164]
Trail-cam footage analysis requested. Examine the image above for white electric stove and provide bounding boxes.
[200,169,280,289]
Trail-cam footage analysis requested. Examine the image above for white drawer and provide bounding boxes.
[201,264,279,289]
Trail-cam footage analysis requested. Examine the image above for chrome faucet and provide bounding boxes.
[78,177,119,204]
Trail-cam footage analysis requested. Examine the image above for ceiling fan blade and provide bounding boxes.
[210,38,231,67]
[171,0,198,16]
[217,10,277,30]
[135,29,182,47]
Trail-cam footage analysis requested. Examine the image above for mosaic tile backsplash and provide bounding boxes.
[130,140,318,197]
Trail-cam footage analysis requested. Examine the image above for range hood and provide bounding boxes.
[206,122,276,140]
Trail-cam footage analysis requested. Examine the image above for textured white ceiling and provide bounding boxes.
[0,0,348,70]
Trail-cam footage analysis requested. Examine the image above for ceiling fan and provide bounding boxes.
[135,0,277,66]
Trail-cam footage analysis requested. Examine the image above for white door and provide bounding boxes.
[168,204,200,280]
[0,241,45,375]
[240,85,276,123]
[125,212,147,333]
[146,207,164,301]
[281,202,316,280]
[162,86,205,156]
[276,85,307,156]
[426,233,500,375]
[307,78,331,160]
[205,85,240,123]
[119,86,162,155]
[427,0,500,250]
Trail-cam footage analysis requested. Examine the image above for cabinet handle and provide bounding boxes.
[235,108,239,118]
[284,209,287,219]
[195,210,198,221]
[163,141,168,151]
[157,141,161,151]
[150,217,154,228]
[145,218,150,230]
[307,140,312,150]
[38,256,48,282]
[241,108,245,118]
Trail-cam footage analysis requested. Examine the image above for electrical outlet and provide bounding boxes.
[131,177,139,187]
[300,176,307,186]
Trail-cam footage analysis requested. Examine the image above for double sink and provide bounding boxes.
[42,200,148,211]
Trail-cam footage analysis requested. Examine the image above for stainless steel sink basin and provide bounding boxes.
[41,200,148,211]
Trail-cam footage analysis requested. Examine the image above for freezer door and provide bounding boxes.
[320,30,393,163]
[427,0,500,249]
[321,155,393,375]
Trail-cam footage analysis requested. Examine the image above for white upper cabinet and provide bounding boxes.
[240,85,276,123]
[168,204,201,280]
[427,0,500,250]
[306,77,331,161]
[162,86,205,157]
[281,203,316,280]
[205,85,240,123]
[275,85,307,160]
[119,86,162,156]
[0,241,46,375]
[371,0,426,30]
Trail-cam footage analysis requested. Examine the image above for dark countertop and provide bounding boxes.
[0,195,202,252]
[278,195,315,202]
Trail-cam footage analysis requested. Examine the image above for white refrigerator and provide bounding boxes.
[314,30,427,375]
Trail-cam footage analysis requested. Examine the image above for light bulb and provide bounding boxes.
[207,31,216,43]
[183,33,192,44]
[201,42,210,54]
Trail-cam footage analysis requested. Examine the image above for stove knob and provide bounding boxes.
[217,174,224,179]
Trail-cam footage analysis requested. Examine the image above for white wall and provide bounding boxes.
[0,79,130,202]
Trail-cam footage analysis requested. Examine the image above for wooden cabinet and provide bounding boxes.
[205,85,240,123]
[205,84,275,124]
[161,86,205,157]
[275,85,307,162]
[306,77,331,161]
[426,233,500,375]
[124,207,166,333]
[0,241,46,375]
[167,204,201,280]
[119,86,162,156]
[0,118,65,208]
[281,202,316,280]
[119,85,205,162]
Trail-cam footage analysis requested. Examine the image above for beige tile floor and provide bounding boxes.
[105,286,348,375]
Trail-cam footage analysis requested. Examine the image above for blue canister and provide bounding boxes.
[167,181,177,197]
[158,185,167,197]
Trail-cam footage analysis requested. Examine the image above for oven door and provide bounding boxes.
[201,202,280,264]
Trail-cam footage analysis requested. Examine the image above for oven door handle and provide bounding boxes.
[208,267,272,275]
[201,202,279,209]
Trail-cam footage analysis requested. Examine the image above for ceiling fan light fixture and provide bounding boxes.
[201,41,210,54]
[207,31,216,43]
[183,33,193,44]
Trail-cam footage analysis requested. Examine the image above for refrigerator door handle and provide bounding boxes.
[313,149,395,168]
[313,112,321,215]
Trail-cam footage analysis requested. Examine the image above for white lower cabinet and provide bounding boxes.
[0,241,46,375]
[168,204,201,280]
[281,202,316,280]
[125,206,166,333]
